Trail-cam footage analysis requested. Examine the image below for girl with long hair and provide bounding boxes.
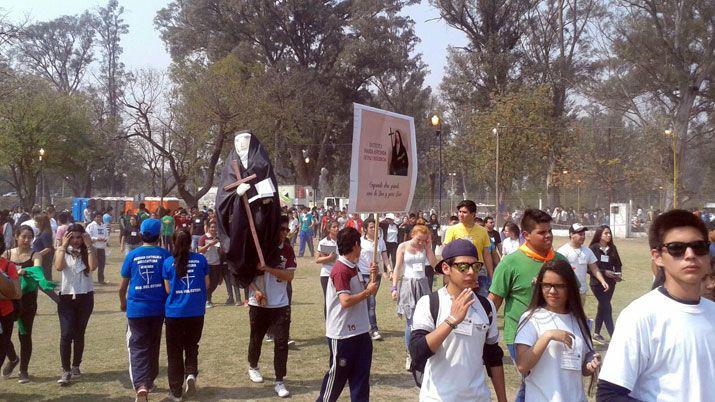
[53,224,97,385]
[1,225,57,383]
[391,223,438,370]
[389,129,409,176]
[33,213,54,281]
[514,259,601,401]
[162,229,209,401]
[501,222,522,257]
[358,218,392,340]
[588,225,622,343]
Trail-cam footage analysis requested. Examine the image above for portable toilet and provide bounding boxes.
[609,203,631,239]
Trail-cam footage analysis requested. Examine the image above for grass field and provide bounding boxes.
[1,236,656,401]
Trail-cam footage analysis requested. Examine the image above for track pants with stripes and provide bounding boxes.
[126,316,163,391]
[316,332,372,402]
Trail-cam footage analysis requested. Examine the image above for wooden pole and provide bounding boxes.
[371,212,379,283]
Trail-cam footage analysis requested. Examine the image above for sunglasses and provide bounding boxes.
[539,282,568,292]
[659,241,710,258]
[450,262,483,273]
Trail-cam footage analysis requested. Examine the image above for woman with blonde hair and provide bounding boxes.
[391,223,438,370]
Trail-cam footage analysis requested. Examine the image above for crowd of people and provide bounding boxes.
[0,200,713,401]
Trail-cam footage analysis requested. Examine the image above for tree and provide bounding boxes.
[0,76,92,208]
[16,12,96,95]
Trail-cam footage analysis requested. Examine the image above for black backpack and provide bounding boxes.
[411,290,494,387]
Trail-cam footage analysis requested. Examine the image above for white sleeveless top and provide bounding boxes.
[403,248,427,279]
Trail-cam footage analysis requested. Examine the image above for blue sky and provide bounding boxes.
[3,0,468,91]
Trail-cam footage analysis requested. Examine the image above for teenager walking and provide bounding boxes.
[515,259,602,402]
[86,212,109,284]
[163,229,209,401]
[316,220,339,314]
[588,225,622,343]
[198,220,223,308]
[53,224,97,386]
[359,218,392,340]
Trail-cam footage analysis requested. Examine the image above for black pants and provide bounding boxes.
[127,316,163,391]
[321,276,329,317]
[248,306,291,381]
[317,333,372,402]
[0,313,14,368]
[591,277,617,336]
[166,316,204,396]
[386,242,398,268]
[58,292,94,371]
[206,265,223,303]
[96,249,106,283]
[6,291,37,373]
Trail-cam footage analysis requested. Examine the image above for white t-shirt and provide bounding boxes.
[412,287,499,402]
[86,221,109,249]
[50,218,58,235]
[60,252,94,295]
[502,237,520,257]
[357,236,386,275]
[402,248,427,279]
[514,308,590,402]
[248,245,295,308]
[386,223,399,243]
[556,243,597,293]
[337,216,347,230]
[317,237,337,277]
[599,289,715,402]
[325,256,370,339]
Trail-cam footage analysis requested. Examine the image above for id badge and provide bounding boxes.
[413,264,424,273]
[600,255,610,263]
[560,339,582,371]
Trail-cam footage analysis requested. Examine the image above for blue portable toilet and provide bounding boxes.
[72,198,83,222]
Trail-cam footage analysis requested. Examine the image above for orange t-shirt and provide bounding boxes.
[0,257,18,316]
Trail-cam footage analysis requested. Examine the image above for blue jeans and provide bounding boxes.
[476,275,491,297]
[507,344,526,402]
[404,317,413,350]
[298,230,314,257]
[361,274,380,332]
[191,235,201,251]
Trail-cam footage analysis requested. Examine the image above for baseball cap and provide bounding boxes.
[569,223,588,234]
[140,218,161,238]
[385,213,396,220]
[435,239,479,274]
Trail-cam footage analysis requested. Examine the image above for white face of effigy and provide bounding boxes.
[234,132,251,168]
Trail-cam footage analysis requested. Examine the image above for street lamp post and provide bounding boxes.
[493,127,499,230]
[431,115,442,221]
[561,169,569,207]
[448,172,456,215]
[665,129,676,209]
[577,179,582,213]
[38,148,45,208]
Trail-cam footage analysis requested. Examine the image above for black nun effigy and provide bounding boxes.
[215,131,282,288]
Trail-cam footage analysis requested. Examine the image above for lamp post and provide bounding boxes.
[448,172,456,214]
[38,148,45,208]
[665,129,676,209]
[431,115,442,221]
[561,169,569,207]
[493,127,499,230]
[659,185,664,211]
[577,179,582,213]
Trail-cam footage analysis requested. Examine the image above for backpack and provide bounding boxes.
[410,290,494,387]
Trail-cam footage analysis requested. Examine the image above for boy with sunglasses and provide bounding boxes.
[597,209,714,401]
[410,239,506,401]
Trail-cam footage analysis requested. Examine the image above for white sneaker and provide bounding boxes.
[371,331,382,341]
[184,374,196,396]
[287,339,296,347]
[275,381,290,398]
[248,366,264,383]
[405,355,412,371]
[167,392,182,402]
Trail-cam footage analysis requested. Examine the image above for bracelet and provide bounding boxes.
[391,285,397,292]
[444,319,458,330]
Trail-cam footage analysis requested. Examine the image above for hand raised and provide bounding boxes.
[449,288,476,324]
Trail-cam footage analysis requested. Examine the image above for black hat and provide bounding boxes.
[435,239,479,274]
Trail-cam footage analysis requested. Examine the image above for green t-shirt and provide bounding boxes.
[489,249,567,344]
[161,215,175,236]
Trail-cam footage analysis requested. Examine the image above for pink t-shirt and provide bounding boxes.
[0,258,18,316]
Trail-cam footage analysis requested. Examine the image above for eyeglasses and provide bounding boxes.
[539,282,568,292]
[660,241,710,258]
[450,262,483,273]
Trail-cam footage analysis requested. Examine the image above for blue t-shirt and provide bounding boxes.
[121,246,171,318]
[162,252,209,318]
[300,213,313,232]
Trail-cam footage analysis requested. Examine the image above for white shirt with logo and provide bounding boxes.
[357,236,386,276]
[317,237,337,277]
[556,243,597,293]
[325,256,369,339]
[86,221,109,249]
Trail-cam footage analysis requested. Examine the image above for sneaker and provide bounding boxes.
[248,366,264,383]
[287,339,296,347]
[2,358,19,377]
[264,334,274,342]
[371,331,382,341]
[405,355,412,371]
[593,333,606,345]
[57,371,71,386]
[18,371,29,383]
[275,381,290,398]
[184,374,196,396]
[225,298,235,305]
[70,366,82,378]
[206,301,214,309]
[167,392,182,402]
[135,386,148,402]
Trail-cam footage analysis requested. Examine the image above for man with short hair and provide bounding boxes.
[409,239,506,402]
[557,223,610,303]
[597,210,715,401]
[317,227,378,402]
[444,200,494,297]
[189,206,207,252]
[484,216,502,266]
[86,212,109,284]
[488,208,568,402]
